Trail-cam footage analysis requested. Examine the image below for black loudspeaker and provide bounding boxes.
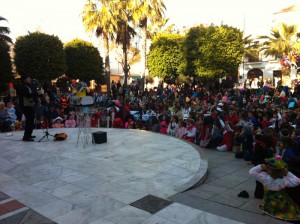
[92,131,107,144]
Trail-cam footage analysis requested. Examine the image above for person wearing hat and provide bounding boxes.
[249,156,300,221]
[18,76,42,141]
[52,117,64,128]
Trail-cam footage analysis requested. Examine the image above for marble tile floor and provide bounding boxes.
[0,128,241,223]
[170,150,290,224]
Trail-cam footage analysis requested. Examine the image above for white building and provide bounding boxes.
[238,4,300,84]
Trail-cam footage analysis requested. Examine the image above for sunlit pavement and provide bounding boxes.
[0,128,283,223]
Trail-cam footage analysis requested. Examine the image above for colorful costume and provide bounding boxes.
[249,157,300,221]
[185,123,196,143]
[160,120,168,134]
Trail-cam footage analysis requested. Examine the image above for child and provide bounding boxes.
[167,115,179,136]
[261,115,271,130]
[99,108,107,127]
[249,156,300,221]
[112,117,123,128]
[206,122,223,149]
[65,112,76,128]
[176,120,186,139]
[125,116,135,129]
[52,117,64,128]
[235,125,253,161]
[251,134,275,199]
[160,115,169,135]
[184,118,196,143]
[216,120,233,152]
[199,116,211,148]
[90,110,100,127]
[280,137,299,161]
[232,125,243,153]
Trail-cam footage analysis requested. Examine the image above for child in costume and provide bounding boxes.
[184,118,196,143]
[249,156,300,221]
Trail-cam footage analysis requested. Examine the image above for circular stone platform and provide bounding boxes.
[0,128,207,219]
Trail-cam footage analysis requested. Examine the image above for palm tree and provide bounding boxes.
[0,16,12,44]
[243,35,259,62]
[0,16,13,91]
[115,20,137,87]
[110,0,139,87]
[259,23,299,59]
[132,0,166,90]
[82,0,118,96]
[259,23,300,78]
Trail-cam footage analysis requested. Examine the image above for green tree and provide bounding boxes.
[0,16,12,44]
[180,25,207,77]
[259,23,300,77]
[82,0,119,96]
[14,32,67,82]
[0,40,13,91]
[113,42,140,71]
[0,16,13,92]
[259,23,299,58]
[64,38,104,84]
[111,0,139,87]
[147,33,184,80]
[243,35,260,62]
[115,20,137,86]
[132,0,166,89]
[183,25,244,79]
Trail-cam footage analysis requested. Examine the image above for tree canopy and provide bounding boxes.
[0,16,13,92]
[147,25,244,81]
[147,33,184,80]
[0,16,12,44]
[64,38,104,84]
[182,25,244,79]
[259,23,300,58]
[14,32,67,82]
[82,0,167,89]
[0,40,13,91]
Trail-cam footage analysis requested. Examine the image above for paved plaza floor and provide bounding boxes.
[0,128,289,223]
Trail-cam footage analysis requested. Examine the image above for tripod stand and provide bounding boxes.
[38,119,54,142]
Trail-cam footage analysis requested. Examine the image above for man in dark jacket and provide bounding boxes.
[18,76,41,141]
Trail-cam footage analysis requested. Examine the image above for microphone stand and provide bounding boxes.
[38,108,54,142]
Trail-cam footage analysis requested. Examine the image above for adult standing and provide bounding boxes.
[18,76,41,141]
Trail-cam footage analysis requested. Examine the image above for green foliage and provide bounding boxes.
[0,16,12,44]
[259,23,300,58]
[180,25,207,76]
[182,25,244,79]
[14,32,67,82]
[0,40,13,91]
[64,38,104,84]
[147,33,184,79]
[243,35,260,62]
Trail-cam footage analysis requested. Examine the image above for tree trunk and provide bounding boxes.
[140,23,148,91]
[123,25,129,87]
[103,35,111,97]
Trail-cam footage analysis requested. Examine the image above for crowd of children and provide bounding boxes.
[2,76,300,221]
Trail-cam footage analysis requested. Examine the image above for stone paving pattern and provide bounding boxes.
[0,128,290,223]
[170,149,289,224]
